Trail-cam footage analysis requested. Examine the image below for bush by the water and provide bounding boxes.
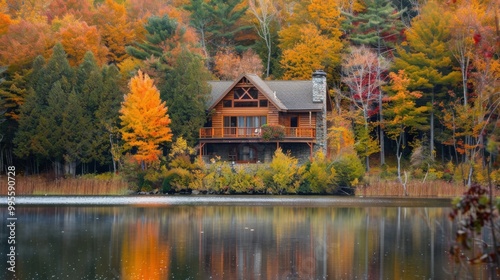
[120,146,364,195]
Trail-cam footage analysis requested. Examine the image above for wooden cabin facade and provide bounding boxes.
[199,71,331,163]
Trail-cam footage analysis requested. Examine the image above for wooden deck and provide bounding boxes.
[199,127,316,139]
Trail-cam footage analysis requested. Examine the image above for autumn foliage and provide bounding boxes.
[214,48,264,80]
[120,70,172,166]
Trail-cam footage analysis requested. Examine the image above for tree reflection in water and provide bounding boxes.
[4,202,493,279]
[121,220,169,279]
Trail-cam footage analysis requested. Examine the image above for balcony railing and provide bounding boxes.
[200,127,316,139]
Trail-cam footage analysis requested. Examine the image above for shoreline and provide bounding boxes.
[0,195,452,207]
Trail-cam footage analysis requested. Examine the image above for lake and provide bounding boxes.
[0,196,493,279]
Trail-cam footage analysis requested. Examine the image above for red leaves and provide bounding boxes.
[449,184,499,266]
[473,32,482,45]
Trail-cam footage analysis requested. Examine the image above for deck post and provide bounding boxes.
[307,142,313,161]
[199,142,206,162]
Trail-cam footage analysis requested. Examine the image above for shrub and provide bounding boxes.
[229,166,255,193]
[266,148,302,194]
[163,168,193,192]
[120,154,144,192]
[301,151,337,194]
[261,124,286,141]
[203,159,234,193]
[332,153,364,187]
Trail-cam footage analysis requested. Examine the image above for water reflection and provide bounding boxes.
[0,203,490,279]
[121,220,170,279]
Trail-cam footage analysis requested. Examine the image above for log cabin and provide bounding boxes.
[199,70,332,163]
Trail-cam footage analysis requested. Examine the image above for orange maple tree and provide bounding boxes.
[0,8,12,35]
[93,0,135,64]
[55,16,108,66]
[0,19,53,71]
[119,70,172,167]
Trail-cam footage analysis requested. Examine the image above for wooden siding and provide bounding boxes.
[299,113,316,127]
[203,85,316,140]
[278,112,316,127]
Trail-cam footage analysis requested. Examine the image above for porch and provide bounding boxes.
[199,127,316,139]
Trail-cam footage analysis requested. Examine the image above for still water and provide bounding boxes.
[0,196,491,279]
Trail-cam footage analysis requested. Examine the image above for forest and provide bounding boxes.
[0,0,499,193]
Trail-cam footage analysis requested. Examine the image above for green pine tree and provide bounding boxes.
[344,0,405,53]
[184,0,212,59]
[14,43,75,176]
[126,15,179,63]
[206,0,252,53]
[62,90,92,176]
[392,0,461,160]
[185,0,252,58]
[162,49,211,145]
[94,64,123,170]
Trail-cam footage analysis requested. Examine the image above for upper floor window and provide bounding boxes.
[234,88,258,99]
[227,87,268,108]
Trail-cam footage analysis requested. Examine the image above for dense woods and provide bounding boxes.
[0,0,499,192]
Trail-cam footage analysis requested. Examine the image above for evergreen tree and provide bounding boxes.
[62,90,91,176]
[185,0,252,58]
[392,0,461,160]
[0,67,28,171]
[184,0,212,59]
[162,49,211,145]
[74,52,123,171]
[126,15,179,62]
[344,0,405,53]
[14,44,76,176]
[206,0,252,53]
[94,64,123,171]
[31,43,75,98]
[75,52,103,169]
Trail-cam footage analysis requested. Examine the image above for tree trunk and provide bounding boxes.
[364,117,370,172]
[64,161,76,177]
[266,37,271,78]
[54,160,63,178]
[430,90,435,160]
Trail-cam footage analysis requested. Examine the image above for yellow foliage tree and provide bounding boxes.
[278,0,343,79]
[120,70,172,167]
[328,110,356,158]
[280,24,337,80]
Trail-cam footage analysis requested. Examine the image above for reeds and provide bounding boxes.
[0,175,129,195]
[358,180,500,197]
[1,173,496,197]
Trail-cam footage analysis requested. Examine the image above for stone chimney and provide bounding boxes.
[312,70,327,103]
[312,70,328,155]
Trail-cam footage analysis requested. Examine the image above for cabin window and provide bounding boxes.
[228,87,269,108]
[249,89,258,99]
[290,116,298,127]
[234,101,258,107]
[233,88,259,100]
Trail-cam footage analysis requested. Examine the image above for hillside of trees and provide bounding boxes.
[0,0,499,189]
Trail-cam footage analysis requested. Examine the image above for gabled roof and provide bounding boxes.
[207,74,326,112]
